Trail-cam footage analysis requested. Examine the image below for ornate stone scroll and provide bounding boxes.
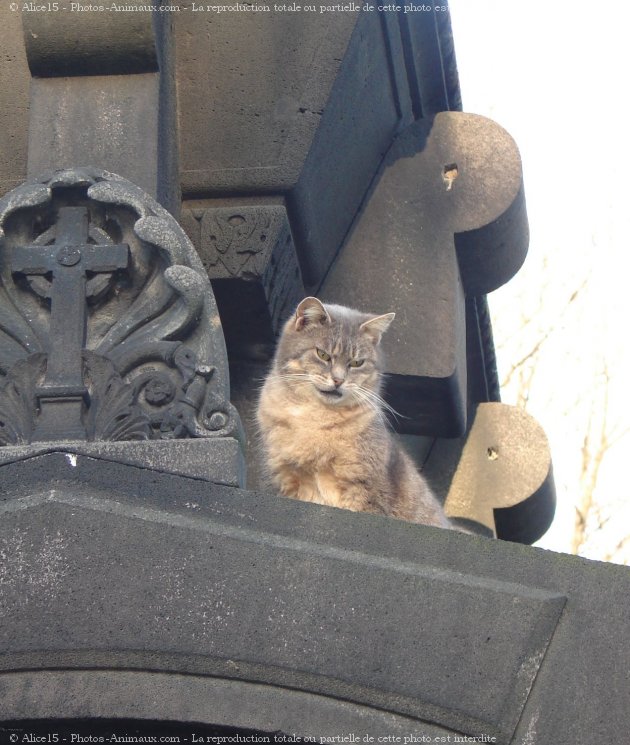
[181,201,304,359]
[0,168,241,447]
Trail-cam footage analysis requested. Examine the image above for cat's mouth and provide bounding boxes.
[317,387,344,400]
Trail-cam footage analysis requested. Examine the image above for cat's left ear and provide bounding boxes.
[360,312,395,344]
[295,297,331,331]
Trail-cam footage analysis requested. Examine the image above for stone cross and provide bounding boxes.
[12,206,129,441]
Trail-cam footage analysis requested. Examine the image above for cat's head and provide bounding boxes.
[273,297,395,409]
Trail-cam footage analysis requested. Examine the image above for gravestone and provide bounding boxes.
[0,168,243,484]
[0,3,629,745]
[11,205,129,441]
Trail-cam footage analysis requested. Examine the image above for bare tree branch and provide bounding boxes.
[500,279,588,390]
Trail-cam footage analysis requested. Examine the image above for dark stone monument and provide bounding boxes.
[0,168,243,484]
[0,3,628,745]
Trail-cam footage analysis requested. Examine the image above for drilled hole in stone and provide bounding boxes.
[443,163,458,191]
[487,446,499,461]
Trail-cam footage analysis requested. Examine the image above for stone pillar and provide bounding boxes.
[22,6,178,212]
[0,4,30,198]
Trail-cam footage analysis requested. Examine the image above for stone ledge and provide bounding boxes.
[0,454,628,744]
[0,453,562,743]
[0,438,244,487]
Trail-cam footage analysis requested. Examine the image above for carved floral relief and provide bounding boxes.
[0,168,241,445]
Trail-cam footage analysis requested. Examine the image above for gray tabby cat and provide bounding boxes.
[256,297,453,528]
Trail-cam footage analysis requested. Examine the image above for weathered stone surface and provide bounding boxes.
[21,5,178,211]
[174,7,361,193]
[321,112,528,437]
[174,8,428,289]
[27,75,161,199]
[0,452,628,745]
[22,7,157,77]
[0,5,30,199]
[0,439,244,487]
[432,402,555,543]
[0,686,436,740]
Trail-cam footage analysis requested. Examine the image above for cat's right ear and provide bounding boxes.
[295,297,331,331]
[360,312,396,344]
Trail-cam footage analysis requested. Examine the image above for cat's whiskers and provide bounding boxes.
[344,384,389,423]
[347,383,406,422]
[277,372,313,382]
[276,372,323,398]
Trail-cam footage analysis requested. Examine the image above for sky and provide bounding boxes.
[447,1,630,561]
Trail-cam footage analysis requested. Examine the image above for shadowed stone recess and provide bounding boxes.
[181,200,305,489]
[181,200,305,360]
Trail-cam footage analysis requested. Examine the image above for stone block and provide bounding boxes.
[27,75,161,200]
[174,7,361,193]
[0,454,564,742]
[0,453,628,744]
[174,8,419,288]
[321,112,528,437]
[22,6,156,77]
[0,5,30,198]
[20,4,178,211]
[0,438,244,487]
[428,402,556,543]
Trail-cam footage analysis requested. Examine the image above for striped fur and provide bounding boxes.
[256,297,452,528]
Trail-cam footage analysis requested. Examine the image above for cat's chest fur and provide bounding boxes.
[258,382,373,508]
[261,383,370,461]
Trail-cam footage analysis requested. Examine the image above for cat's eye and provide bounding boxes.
[349,359,364,368]
[316,348,331,362]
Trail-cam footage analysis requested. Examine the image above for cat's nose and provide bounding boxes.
[332,376,344,387]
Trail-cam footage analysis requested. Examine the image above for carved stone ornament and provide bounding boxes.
[0,168,241,445]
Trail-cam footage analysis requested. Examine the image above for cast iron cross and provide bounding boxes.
[12,206,129,441]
